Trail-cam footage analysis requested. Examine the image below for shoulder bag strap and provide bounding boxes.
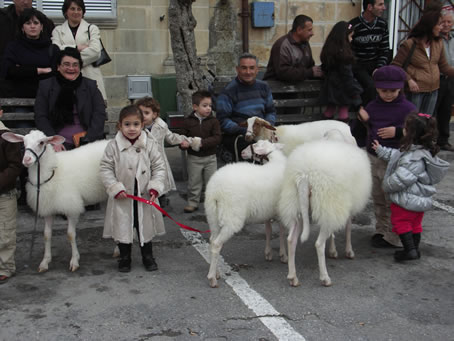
[87,24,91,40]
[402,39,417,71]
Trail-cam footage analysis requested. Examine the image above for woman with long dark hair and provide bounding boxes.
[392,2,454,115]
[320,21,363,122]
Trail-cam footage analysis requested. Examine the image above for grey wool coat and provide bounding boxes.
[100,131,166,245]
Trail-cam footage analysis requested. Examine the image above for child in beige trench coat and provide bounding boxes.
[100,105,166,272]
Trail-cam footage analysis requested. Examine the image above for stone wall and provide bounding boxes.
[98,0,361,129]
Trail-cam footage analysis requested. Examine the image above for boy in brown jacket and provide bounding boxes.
[181,90,221,213]
[0,107,22,284]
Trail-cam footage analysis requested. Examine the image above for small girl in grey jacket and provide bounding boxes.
[372,113,450,262]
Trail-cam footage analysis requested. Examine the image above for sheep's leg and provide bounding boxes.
[113,245,120,258]
[67,215,80,272]
[38,216,54,272]
[279,223,288,264]
[344,218,355,259]
[315,229,332,287]
[287,220,301,287]
[207,227,234,288]
[327,234,338,259]
[264,221,273,261]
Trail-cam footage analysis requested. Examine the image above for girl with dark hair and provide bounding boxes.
[392,1,454,115]
[52,0,107,101]
[372,113,449,261]
[100,105,166,272]
[34,47,106,151]
[320,21,363,122]
[0,8,59,98]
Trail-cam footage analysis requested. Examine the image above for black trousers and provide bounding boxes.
[352,62,377,106]
[434,76,454,146]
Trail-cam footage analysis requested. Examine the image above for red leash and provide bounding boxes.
[126,194,210,234]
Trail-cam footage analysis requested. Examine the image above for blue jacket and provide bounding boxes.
[216,77,276,135]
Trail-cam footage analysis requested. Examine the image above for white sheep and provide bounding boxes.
[279,138,372,287]
[2,130,109,272]
[244,116,357,155]
[205,140,287,288]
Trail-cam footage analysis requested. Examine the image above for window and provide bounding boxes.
[0,0,117,26]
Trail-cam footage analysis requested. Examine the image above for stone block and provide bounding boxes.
[117,7,148,29]
[311,24,325,44]
[251,45,270,68]
[337,2,361,21]
[112,30,169,53]
[118,0,151,5]
[104,76,128,106]
[249,27,266,42]
[192,6,211,31]
[195,31,210,54]
[311,45,322,65]
[114,53,165,75]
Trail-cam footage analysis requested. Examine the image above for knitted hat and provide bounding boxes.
[373,65,406,89]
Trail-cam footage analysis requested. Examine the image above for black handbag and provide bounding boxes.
[88,24,111,67]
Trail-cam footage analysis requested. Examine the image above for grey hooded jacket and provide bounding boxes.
[376,144,450,212]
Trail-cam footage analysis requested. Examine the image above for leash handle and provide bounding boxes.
[125,194,210,234]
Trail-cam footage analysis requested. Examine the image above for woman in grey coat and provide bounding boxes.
[372,113,450,262]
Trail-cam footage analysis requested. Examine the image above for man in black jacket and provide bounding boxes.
[0,0,55,67]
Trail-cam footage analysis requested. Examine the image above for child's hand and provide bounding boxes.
[180,140,190,149]
[358,107,369,122]
[115,191,128,200]
[377,126,396,139]
[407,79,419,92]
[371,139,380,151]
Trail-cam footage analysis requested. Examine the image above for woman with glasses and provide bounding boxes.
[51,0,107,102]
[34,47,106,151]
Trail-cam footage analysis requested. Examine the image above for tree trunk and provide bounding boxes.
[168,0,205,115]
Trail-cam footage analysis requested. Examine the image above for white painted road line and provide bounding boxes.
[433,200,454,214]
[180,229,306,341]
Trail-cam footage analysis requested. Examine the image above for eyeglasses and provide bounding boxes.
[61,62,80,68]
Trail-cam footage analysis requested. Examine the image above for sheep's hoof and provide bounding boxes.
[280,254,288,264]
[265,252,273,261]
[208,278,219,288]
[38,266,48,273]
[69,261,79,272]
[320,278,332,287]
[288,277,300,287]
[345,250,355,259]
[328,250,338,259]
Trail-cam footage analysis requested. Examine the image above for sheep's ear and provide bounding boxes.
[47,135,66,145]
[1,132,24,143]
[260,120,276,131]
[238,121,248,127]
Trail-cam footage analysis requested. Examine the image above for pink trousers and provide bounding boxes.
[390,203,424,235]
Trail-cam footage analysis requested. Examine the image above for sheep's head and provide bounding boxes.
[2,130,65,167]
[243,116,276,142]
[241,140,283,160]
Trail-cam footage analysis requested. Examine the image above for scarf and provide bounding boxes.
[49,72,83,130]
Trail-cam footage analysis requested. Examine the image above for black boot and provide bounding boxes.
[118,243,132,272]
[413,233,421,258]
[141,242,158,271]
[394,232,419,261]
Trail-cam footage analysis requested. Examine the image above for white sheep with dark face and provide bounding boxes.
[2,130,109,272]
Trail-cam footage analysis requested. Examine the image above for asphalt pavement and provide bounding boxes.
[1,131,454,341]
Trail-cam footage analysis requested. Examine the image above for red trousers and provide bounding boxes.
[390,203,424,235]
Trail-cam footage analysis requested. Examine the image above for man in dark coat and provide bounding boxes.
[0,0,55,66]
